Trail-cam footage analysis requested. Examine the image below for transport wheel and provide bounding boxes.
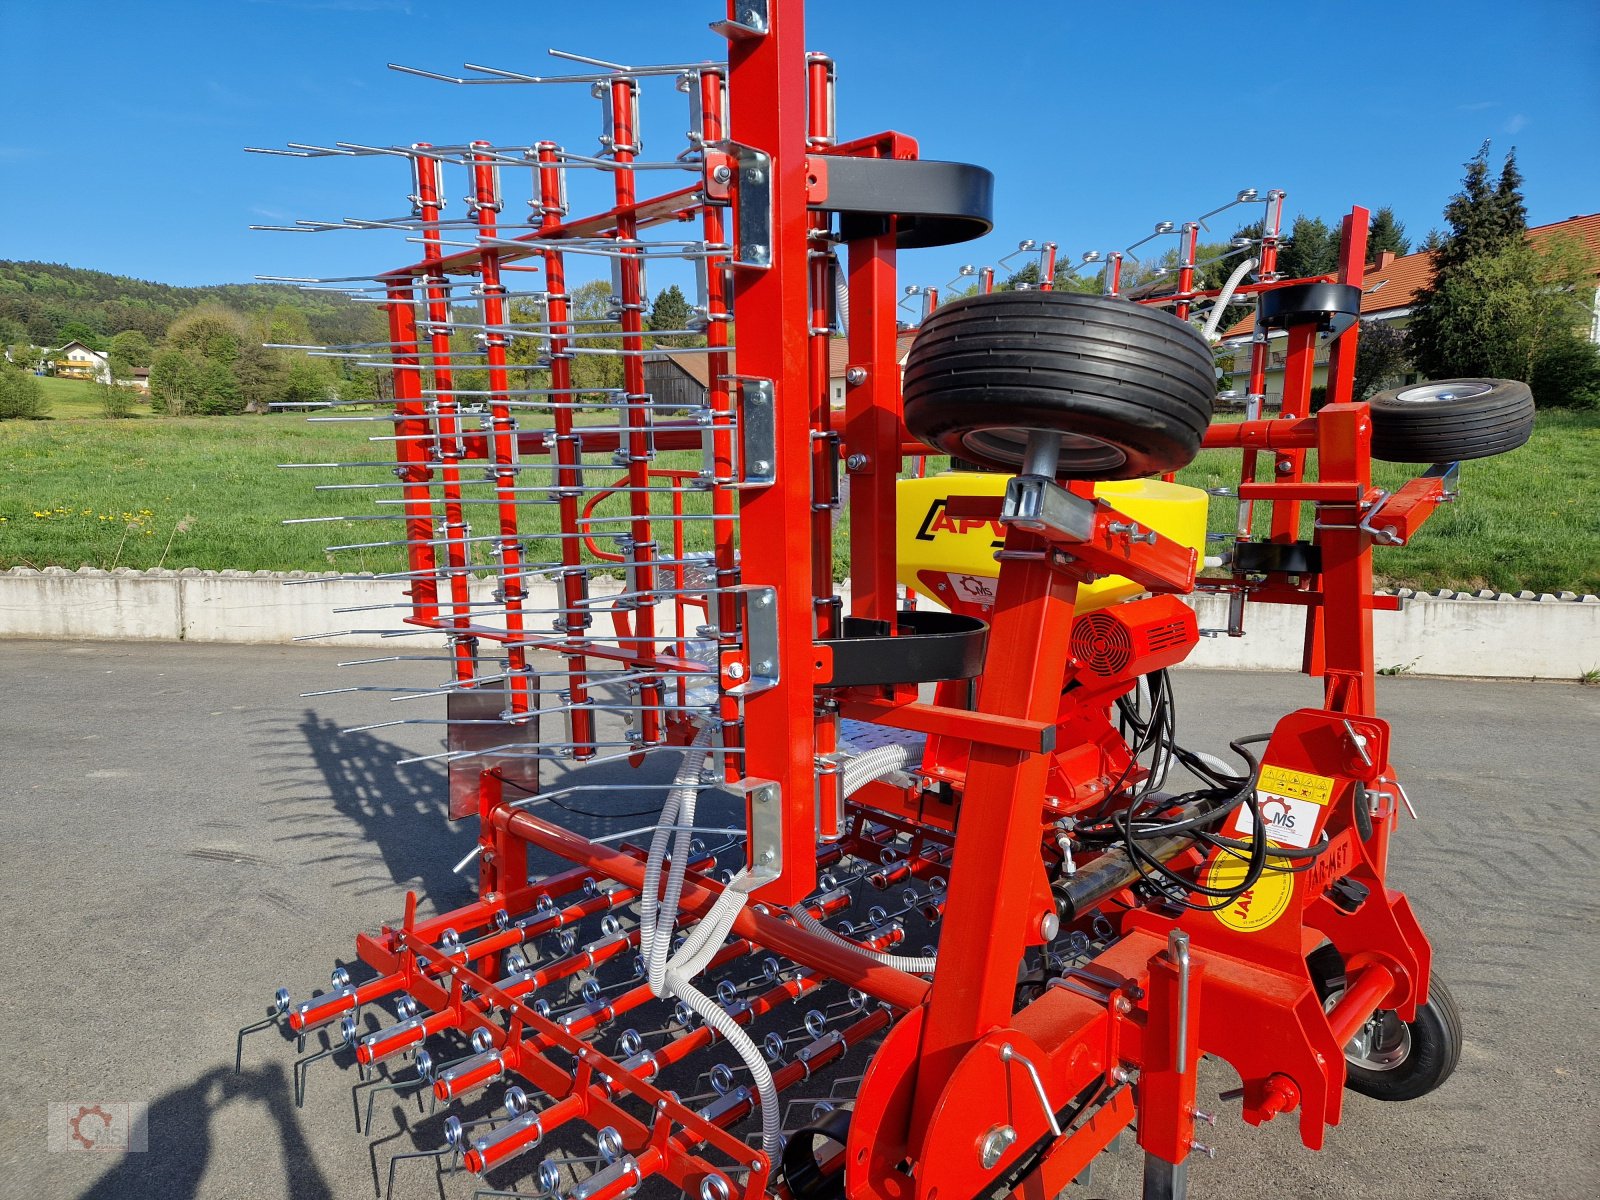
[1367,377,1534,463]
[1307,944,1462,1102]
[901,291,1216,480]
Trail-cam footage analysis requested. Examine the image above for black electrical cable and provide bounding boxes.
[1096,735,1275,912]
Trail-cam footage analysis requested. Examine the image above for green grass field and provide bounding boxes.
[1,407,1596,592]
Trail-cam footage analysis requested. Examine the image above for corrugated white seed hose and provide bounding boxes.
[640,725,715,995]
[1201,256,1258,343]
[788,742,939,975]
[833,255,849,339]
[639,727,781,1155]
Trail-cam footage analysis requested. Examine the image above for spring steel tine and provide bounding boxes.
[235,988,292,1071]
[363,1049,434,1135]
[295,1014,359,1107]
[385,1142,458,1200]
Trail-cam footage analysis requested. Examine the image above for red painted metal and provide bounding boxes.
[254,7,1462,1197]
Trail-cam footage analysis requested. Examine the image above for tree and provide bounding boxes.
[196,358,244,415]
[1491,148,1528,245]
[149,348,203,416]
[1352,320,1410,399]
[567,280,626,394]
[1409,142,1532,382]
[0,363,48,419]
[1276,215,1341,280]
[95,381,136,419]
[1366,207,1411,262]
[165,306,244,363]
[56,319,104,349]
[279,356,337,407]
[646,285,697,347]
[107,330,153,381]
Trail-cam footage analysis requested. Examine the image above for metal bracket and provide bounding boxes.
[740,777,783,883]
[698,1085,753,1123]
[1426,460,1461,500]
[1314,489,1401,545]
[1000,475,1096,542]
[726,375,775,486]
[572,1156,640,1200]
[705,140,772,268]
[723,585,778,696]
[709,0,768,40]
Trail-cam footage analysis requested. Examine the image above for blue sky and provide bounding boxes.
[3,0,1596,293]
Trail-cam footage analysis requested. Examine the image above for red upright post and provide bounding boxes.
[469,143,532,716]
[726,0,820,906]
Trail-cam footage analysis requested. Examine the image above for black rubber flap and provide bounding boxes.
[820,157,994,249]
[817,609,989,688]
[1258,282,1361,331]
[1233,540,1322,575]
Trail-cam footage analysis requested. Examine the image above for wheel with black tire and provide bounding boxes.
[1307,944,1462,1102]
[901,291,1216,480]
[1367,377,1534,463]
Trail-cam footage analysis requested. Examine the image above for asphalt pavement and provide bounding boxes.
[0,639,1595,1200]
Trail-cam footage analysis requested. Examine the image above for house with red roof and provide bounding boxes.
[1218,212,1600,402]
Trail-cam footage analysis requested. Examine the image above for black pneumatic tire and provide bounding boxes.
[1308,945,1463,1103]
[1367,377,1534,463]
[901,291,1216,480]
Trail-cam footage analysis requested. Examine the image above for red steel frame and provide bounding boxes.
[259,4,1463,1197]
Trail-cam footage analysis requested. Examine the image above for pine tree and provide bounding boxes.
[1409,142,1541,382]
[646,284,697,347]
[1276,216,1342,280]
[1492,148,1528,243]
[1366,207,1411,262]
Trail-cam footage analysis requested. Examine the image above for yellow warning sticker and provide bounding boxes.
[1256,764,1335,807]
[1204,851,1296,934]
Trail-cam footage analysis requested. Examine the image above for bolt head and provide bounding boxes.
[978,1124,1017,1170]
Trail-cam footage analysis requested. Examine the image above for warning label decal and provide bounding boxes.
[1233,764,1337,850]
[1255,764,1335,806]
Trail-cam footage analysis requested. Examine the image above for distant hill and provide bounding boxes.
[0,260,381,349]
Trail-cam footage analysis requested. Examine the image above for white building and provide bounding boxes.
[49,340,112,384]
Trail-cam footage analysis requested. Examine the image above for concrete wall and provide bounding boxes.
[1,566,1597,679]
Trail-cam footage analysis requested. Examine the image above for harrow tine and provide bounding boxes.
[385,1144,457,1200]
[363,1050,434,1135]
[234,988,290,1072]
[295,1015,359,1108]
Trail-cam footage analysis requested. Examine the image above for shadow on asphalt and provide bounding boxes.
[76,1063,333,1200]
[255,710,478,908]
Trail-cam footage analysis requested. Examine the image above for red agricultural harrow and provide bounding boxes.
[239,4,1535,1198]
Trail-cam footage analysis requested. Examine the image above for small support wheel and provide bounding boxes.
[780,1108,852,1200]
[1308,945,1462,1102]
[1367,377,1534,463]
[901,291,1216,480]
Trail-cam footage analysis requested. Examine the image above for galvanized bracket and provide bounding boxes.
[722,584,778,696]
[704,140,772,269]
[724,374,775,486]
[1000,475,1096,542]
[739,777,783,883]
[709,0,769,40]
